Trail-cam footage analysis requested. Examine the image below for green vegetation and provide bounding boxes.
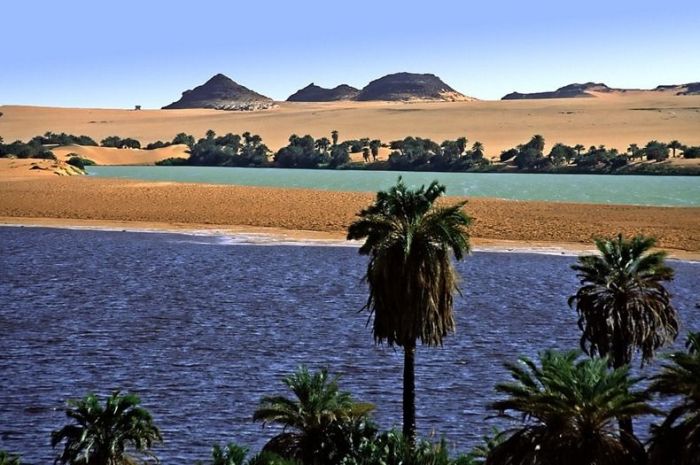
[0,451,21,465]
[347,178,471,446]
[51,391,162,465]
[253,367,374,465]
[2,131,697,174]
[32,132,97,146]
[487,350,652,465]
[0,138,55,159]
[647,332,700,465]
[569,234,678,434]
[66,155,96,169]
[101,136,141,149]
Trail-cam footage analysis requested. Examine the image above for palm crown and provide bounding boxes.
[487,350,653,465]
[568,234,678,367]
[347,177,471,347]
[51,391,162,465]
[253,367,373,464]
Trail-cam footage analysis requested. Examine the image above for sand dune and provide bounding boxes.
[0,158,85,180]
[51,144,189,165]
[2,93,699,158]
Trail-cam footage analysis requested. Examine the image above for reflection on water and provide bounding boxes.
[1,227,698,463]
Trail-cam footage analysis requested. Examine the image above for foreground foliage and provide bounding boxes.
[253,367,374,465]
[647,332,700,465]
[487,350,653,465]
[51,391,162,465]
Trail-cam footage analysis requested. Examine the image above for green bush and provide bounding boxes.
[155,157,189,166]
[67,156,95,169]
[682,146,700,159]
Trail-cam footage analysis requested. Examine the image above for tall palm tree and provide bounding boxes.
[331,130,339,147]
[347,177,471,446]
[253,367,374,465]
[569,234,678,432]
[486,350,653,465]
[647,332,700,465]
[52,391,162,465]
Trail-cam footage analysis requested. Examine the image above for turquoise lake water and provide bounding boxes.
[87,166,700,206]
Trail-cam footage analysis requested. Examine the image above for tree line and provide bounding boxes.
[2,179,697,465]
[2,131,699,175]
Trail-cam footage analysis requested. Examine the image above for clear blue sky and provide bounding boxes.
[1,0,698,108]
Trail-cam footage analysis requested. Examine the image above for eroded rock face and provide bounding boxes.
[654,82,700,96]
[286,83,360,102]
[163,74,274,110]
[502,82,613,100]
[355,72,473,101]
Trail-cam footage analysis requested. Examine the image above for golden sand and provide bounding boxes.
[0,176,697,259]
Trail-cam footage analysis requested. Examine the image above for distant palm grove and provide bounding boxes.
[2,179,699,465]
[1,130,699,175]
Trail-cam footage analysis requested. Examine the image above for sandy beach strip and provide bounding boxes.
[0,176,698,259]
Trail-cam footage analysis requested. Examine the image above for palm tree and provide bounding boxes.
[569,234,678,367]
[253,367,373,465]
[315,137,331,154]
[647,332,700,465]
[574,144,585,157]
[331,130,339,146]
[569,234,678,433]
[668,140,683,158]
[627,143,640,160]
[472,141,485,159]
[52,391,162,465]
[346,177,471,446]
[486,350,653,465]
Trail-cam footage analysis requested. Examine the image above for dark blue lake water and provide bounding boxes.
[1,227,698,464]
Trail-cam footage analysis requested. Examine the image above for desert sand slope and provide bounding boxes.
[2,92,699,156]
[51,144,189,165]
[0,158,85,180]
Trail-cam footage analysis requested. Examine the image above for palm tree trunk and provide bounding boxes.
[613,353,634,436]
[403,342,416,448]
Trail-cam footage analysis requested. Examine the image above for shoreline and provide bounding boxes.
[3,216,699,262]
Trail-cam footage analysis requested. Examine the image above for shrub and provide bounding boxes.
[67,156,95,168]
[682,146,700,159]
[645,140,670,161]
[155,157,189,166]
[145,141,171,150]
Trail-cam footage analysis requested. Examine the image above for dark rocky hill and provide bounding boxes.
[163,74,273,110]
[286,83,359,102]
[654,82,700,95]
[502,82,613,100]
[355,72,471,101]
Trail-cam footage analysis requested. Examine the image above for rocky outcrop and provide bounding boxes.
[654,82,700,95]
[501,83,613,100]
[286,83,360,102]
[355,72,472,101]
[163,74,274,110]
